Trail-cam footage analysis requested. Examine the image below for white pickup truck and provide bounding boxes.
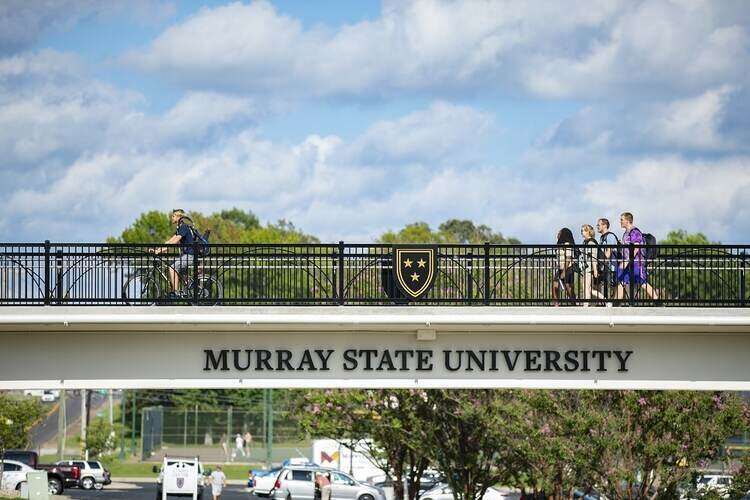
[155,457,207,499]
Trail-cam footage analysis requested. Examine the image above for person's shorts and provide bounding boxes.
[172,253,194,273]
[617,265,647,285]
[554,268,574,285]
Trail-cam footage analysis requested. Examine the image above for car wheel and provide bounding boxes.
[15,481,26,491]
[94,481,104,490]
[48,477,64,495]
[359,495,375,500]
[81,476,95,490]
[287,494,292,500]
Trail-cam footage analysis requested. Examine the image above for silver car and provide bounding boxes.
[272,466,385,500]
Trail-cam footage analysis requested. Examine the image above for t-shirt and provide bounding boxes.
[175,221,195,255]
[235,436,244,448]
[211,471,226,490]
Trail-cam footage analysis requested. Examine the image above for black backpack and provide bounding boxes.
[600,231,622,260]
[583,238,606,274]
[642,231,657,259]
[189,227,211,257]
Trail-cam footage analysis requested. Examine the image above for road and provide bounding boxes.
[63,482,252,499]
[31,391,109,451]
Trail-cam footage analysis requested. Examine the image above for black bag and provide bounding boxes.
[600,231,622,260]
[642,232,657,259]
[583,237,605,275]
[190,227,211,257]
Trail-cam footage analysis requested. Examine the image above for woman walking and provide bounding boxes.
[552,228,577,304]
[580,224,604,305]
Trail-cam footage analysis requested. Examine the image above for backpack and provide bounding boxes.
[600,231,622,260]
[582,238,606,274]
[189,227,211,257]
[642,232,657,260]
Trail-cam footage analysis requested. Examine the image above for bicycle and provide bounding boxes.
[121,256,223,305]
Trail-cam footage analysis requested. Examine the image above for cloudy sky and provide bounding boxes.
[1,0,749,243]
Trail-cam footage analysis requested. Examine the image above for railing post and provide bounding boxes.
[55,249,64,303]
[483,242,490,305]
[466,250,474,301]
[628,242,635,306]
[44,240,51,305]
[338,241,345,305]
[192,241,199,305]
[741,250,747,307]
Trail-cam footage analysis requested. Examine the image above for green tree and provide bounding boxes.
[299,389,432,500]
[416,390,524,500]
[84,420,121,459]
[589,391,745,500]
[0,394,45,451]
[379,220,519,245]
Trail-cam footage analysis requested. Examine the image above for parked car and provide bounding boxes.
[0,458,69,495]
[371,471,445,500]
[154,457,208,499]
[2,450,69,495]
[270,465,386,500]
[696,474,733,497]
[251,467,282,492]
[56,460,111,490]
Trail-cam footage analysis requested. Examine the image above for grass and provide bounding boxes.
[36,458,260,481]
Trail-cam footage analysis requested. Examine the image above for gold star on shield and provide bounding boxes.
[403,258,413,268]
[417,258,426,268]
[411,272,420,282]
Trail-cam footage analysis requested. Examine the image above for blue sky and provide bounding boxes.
[1,0,749,243]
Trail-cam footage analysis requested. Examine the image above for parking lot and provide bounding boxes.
[61,482,255,500]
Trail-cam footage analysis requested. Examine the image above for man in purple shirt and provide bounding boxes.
[616,212,659,300]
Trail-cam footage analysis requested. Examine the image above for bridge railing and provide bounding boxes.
[0,242,747,306]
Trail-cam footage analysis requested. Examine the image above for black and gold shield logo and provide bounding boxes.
[392,246,437,299]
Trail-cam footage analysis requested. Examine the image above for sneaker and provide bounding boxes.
[166,291,179,300]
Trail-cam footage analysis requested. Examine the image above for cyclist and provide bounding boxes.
[152,209,196,297]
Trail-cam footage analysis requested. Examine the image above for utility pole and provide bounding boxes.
[131,391,137,456]
[265,389,273,466]
[119,391,126,459]
[109,389,114,426]
[57,390,66,461]
[80,389,87,460]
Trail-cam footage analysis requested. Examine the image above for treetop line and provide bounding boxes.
[203,348,634,373]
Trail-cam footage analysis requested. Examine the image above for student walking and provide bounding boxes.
[596,218,621,299]
[615,212,659,301]
[552,228,577,304]
[243,431,252,458]
[580,224,605,305]
[210,465,227,500]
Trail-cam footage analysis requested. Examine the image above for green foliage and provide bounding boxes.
[0,394,45,451]
[108,208,318,244]
[661,230,718,245]
[379,220,518,244]
[83,420,121,459]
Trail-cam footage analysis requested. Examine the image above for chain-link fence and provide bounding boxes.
[139,402,310,463]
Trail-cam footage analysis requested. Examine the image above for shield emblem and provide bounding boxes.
[176,477,184,488]
[392,246,437,299]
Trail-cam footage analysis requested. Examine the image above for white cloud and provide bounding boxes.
[0,0,176,55]
[584,156,750,241]
[127,0,749,100]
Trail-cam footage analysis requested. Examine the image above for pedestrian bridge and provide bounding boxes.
[1,242,748,390]
[1,306,748,391]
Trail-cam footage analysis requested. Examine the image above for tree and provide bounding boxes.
[513,390,605,498]
[299,389,432,500]
[0,394,45,450]
[379,220,519,245]
[589,391,745,500]
[416,390,524,500]
[84,420,121,459]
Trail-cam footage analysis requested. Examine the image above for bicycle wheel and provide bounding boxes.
[199,275,223,305]
[183,275,223,305]
[121,273,161,305]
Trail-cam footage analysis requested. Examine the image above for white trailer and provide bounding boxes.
[156,456,204,500]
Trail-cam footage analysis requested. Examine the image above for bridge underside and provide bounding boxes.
[1,307,749,390]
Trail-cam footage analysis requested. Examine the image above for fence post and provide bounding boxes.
[628,242,635,306]
[741,250,747,307]
[192,241,199,305]
[55,249,64,303]
[338,241,345,305]
[466,250,474,301]
[44,240,51,305]
[483,242,490,305]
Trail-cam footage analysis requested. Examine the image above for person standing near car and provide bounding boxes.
[152,209,195,298]
[210,465,227,500]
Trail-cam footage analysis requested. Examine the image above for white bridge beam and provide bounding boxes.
[1,306,749,390]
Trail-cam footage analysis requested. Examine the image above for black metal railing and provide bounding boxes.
[0,242,747,306]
